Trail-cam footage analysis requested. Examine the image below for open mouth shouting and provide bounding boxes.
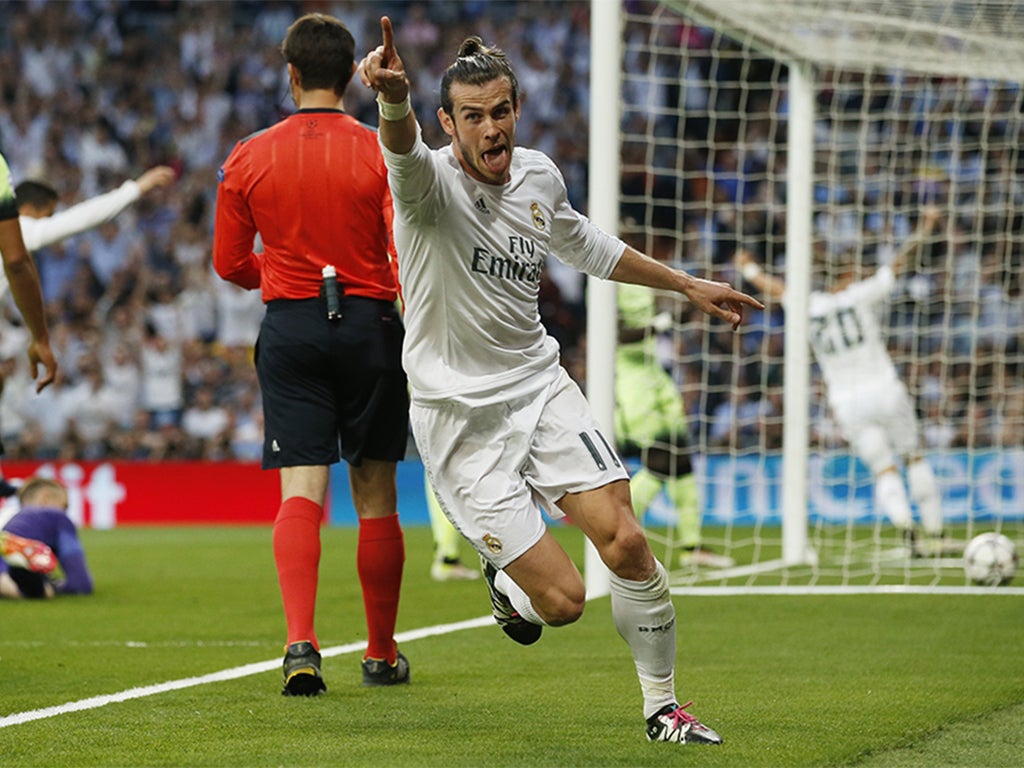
[480,144,510,177]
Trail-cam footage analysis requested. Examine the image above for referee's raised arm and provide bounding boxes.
[357,16,416,154]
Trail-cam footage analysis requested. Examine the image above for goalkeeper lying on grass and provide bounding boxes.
[0,476,93,599]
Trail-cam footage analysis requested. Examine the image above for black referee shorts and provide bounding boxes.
[256,295,409,469]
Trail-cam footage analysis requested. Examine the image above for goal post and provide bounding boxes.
[781,60,813,566]
[587,0,1024,591]
[583,0,622,598]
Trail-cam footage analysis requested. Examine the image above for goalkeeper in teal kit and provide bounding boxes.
[616,284,734,569]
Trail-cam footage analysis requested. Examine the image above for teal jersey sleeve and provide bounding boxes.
[0,151,18,221]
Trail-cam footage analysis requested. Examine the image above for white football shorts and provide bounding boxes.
[410,367,629,569]
[829,376,921,464]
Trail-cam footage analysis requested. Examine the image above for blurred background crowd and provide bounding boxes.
[0,0,1020,462]
[0,0,595,461]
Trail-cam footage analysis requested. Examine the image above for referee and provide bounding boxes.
[213,14,409,695]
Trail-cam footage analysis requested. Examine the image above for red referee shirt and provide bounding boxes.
[213,109,398,303]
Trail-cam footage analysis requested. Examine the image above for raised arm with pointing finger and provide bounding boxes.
[357,17,762,746]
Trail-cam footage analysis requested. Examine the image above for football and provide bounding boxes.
[962,532,1019,586]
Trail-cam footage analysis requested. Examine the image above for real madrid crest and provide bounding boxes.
[530,202,546,231]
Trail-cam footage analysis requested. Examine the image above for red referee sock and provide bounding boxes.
[357,513,405,664]
[273,496,324,650]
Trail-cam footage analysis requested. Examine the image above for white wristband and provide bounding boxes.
[741,262,762,281]
[377,94,411,122]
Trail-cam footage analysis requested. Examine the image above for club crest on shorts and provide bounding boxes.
[482,533,503,554]
[530,202,546,231]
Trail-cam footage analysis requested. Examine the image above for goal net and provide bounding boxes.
[595,0,1024,590]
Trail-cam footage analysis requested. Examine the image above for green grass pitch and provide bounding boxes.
[1,524,1021,767]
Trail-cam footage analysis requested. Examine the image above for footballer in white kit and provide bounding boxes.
[808,265,921,462]
[383,135,628,564]
[737,207,951,549]
[360,16,762,745]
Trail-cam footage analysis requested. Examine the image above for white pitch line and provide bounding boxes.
[0,615,494,729]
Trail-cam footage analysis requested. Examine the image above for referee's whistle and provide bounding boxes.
[322,265,342,320]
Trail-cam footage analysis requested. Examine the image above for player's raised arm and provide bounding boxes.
[609,245,763,330]
[357,16,415,154]
[890,205,941,276]
[135,165,176,194]
[734,248,786,302]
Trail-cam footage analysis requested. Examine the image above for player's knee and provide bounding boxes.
[536,585,586,626]
[600,523,652,578]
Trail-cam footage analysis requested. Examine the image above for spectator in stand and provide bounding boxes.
[0,476,93,599]
[181,384,230,459]
[109,408,169,461]
[62,353,121,460]
[139,323,184,429]
[228,388,264,462]
[214,277,266,351]
[100,342,142,430]
[21,366,76,459]
[83,219,137,288]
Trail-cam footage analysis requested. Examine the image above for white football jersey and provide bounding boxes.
[382,131,624,406]
[806,266,899,397]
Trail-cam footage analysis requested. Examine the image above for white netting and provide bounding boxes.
[680,0,1024,80]
[613,0,1024,589]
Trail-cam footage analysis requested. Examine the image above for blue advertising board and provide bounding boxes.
[328,449,1024,526]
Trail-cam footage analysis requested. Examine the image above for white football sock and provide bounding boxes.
[494,568,547,626]
[609,560,678,718]
[875,469,913,530]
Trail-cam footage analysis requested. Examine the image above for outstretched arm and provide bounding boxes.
[19,165,175,252]
[609,246,763,330]
[734,248,786,301]
[357,16,416,154]
[890,205,941,276]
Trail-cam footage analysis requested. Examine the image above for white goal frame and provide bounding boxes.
[584,0,816,592]
[585,0,1024,595]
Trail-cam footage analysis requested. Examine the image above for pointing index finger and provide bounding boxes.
[381,16,394,60]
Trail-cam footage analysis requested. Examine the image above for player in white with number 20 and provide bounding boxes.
[358,16,763,745]
[737,207,956,555]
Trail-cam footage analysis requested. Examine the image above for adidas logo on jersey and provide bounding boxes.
[474,197,491,215]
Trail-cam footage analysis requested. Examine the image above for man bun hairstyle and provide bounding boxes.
[280,13,356,96]
[440,36,520,116]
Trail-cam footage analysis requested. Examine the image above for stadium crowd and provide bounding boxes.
[0,0,1020,462]
[0,0,594,461]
